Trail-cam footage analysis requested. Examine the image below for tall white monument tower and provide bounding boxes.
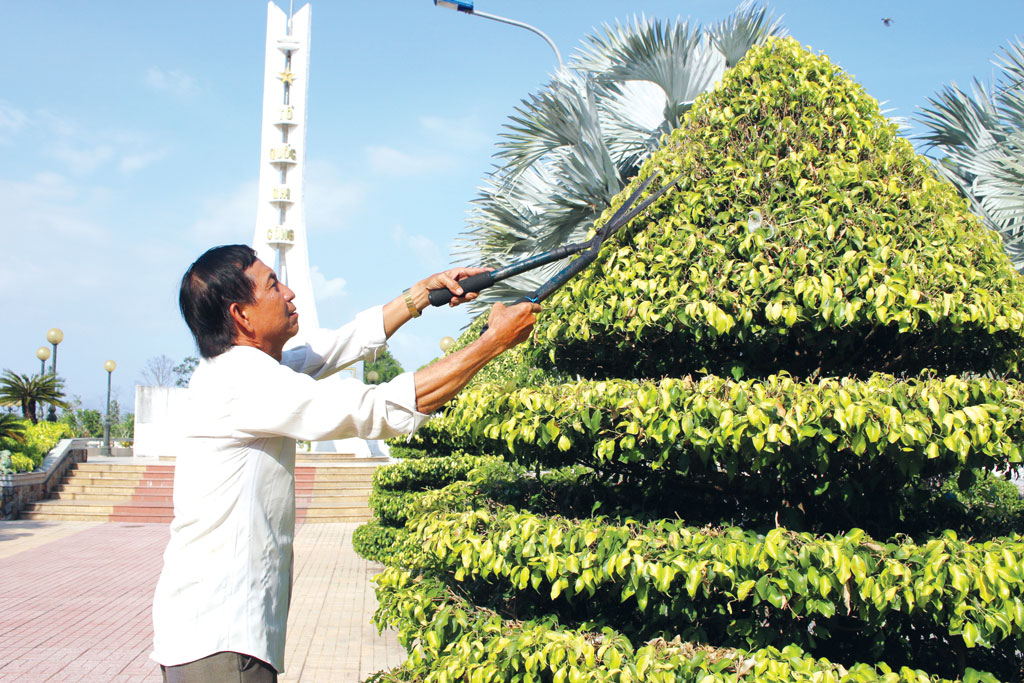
[253,2,318,343]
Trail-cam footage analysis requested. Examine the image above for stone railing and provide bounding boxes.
[0,438,90,520]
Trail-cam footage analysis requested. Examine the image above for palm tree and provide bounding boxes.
[0,370,70,424]
[917,37,1024,269]
[0,413,26,444]
[456,2,786,310]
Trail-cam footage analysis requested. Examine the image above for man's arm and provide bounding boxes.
[382,267,490,338]
[413,301,539,414]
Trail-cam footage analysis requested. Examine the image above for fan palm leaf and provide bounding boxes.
[457,3,786,311]
[0,413,26,444]
[917,36,1024,269]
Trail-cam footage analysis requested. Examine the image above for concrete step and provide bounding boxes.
[24,456,386,522]
[295,493,370,504]
[74,463,174,474]
[297,455,390,464]
[51,491,175,503]
[60,479,173,491]
[24,500,173,514]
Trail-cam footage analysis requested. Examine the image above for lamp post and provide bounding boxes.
[45,328,63,422]
[35,346,51,376]
[366,370,379,384]
[100,360,116,456]
[434,0,563,68]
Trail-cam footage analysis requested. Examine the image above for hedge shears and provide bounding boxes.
[427,173,681,308]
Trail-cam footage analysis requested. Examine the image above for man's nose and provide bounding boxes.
[284,284,296,301]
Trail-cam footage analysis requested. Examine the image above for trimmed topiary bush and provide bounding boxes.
[373,37,1024,681]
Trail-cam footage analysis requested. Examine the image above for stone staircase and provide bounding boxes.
[20,453,390,523]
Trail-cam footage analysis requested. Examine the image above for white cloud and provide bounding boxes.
[304,160,370,231]
[0,102,27,136]
[311,265,348,302]
[189,180,259,243]
[144,67,199,98]
[392,224,444,270]
[120,147,169,172]
[47,143,116,175]
[365,145,456,177]
[419,114,491,149]
[0,173,107,240]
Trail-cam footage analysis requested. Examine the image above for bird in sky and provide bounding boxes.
[882,17,893,26]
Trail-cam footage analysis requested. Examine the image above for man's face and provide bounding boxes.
[239,259,299,357]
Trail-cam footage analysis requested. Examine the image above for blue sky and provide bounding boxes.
[2,0,1023,411]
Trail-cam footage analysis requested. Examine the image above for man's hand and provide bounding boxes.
[482,301,541,352]
[414,267,492,308]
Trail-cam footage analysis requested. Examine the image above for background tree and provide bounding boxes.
[364,349,404,384]
[0,370,69,423]
[0,413,26,444]
[456,3,784,311]
[173,356,198,387]
[138,354,176,387]
[918,37,1024,269]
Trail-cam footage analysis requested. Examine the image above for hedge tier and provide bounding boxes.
[373,568,979,683]
[532,38,1024,379]
[437,374,1024,503]
[373,455,485,492]
[410,506,1024,656]
[352,520,405,565]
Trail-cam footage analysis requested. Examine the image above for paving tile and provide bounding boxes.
[0,519,406,681]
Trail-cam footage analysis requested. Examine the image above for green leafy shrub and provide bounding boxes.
[353,456,499,563]
[9,453,35,472]
[373,568,986,683]
[535,39,1024,382]
[374,36,1024,682]
[0,419,72,472]
[352,521,405,565]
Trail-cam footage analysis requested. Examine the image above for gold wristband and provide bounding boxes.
[403,288,421,318]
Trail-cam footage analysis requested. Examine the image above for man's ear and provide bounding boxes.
[229,302,253,336]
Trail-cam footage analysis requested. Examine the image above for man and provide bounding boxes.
[152,245,538,681]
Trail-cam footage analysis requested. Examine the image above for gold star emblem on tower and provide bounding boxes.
[278,70,295,85]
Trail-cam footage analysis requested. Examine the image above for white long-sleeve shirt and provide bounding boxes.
[151,306,429,672]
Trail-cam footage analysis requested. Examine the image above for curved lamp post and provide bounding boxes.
[45,328,63,422]
[440,336,455,353]
[434,0,563,68]
[100,360,116,456]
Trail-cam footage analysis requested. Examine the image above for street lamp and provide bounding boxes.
[100,360,116,456]
[35,346,51,376]
[434,0,563,68]
[366,370,380,384]
[45,327,63,422]
[440,336,455,353]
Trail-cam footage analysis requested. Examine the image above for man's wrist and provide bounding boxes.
[402,288,422,318]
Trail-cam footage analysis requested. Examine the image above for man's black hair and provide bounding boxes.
[179,245,259,359]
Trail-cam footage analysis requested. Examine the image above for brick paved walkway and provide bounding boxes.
[0,521,405,682]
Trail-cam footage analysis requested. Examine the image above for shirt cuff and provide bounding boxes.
[356,305,389,363]
[378,371,433,434]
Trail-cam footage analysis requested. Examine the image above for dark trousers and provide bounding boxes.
[161,651,278,682]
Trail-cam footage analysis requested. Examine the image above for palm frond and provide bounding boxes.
[917,35,1024,270]
[575,16,725,124]
[711,0,787,68]
[457,3,776,312]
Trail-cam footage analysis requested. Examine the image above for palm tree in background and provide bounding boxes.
[456,2,786,310]
[0,370,69,424]
[917,38,1024,269]
[0,413,26,444]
